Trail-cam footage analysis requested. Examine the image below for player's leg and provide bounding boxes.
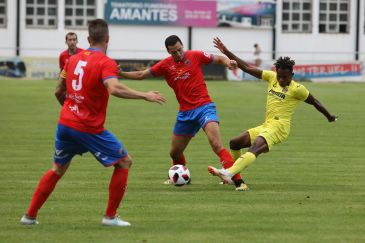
[229,131,252,161]
[209,122,288,191]
[208,124,265,190]
[203,122,244,185]
[20,162,71,225]
[229,121,290,176]
[164,134,192,184]
[20,124,79,225]
[166,112,196,184]
[196,103,244,186]
[102,155,132,227]
[77,129,131,226]
[170,112,199,166]
[225,125,282,190]
[227,136,269,175]
[208,137,268,191]
[169,134,192,165]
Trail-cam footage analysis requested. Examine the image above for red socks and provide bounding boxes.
[27,170,61,218]
[217,148,242,181]
[173,154,186,166]
[105,167,129,218]
[26,167,129,219]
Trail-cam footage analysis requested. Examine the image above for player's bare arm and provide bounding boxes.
[104,77,166,105]
[54,76,66,105]
[305,93,337,122]
[213,37,262,79]
[213,55,237,70]
[118,68,152,80]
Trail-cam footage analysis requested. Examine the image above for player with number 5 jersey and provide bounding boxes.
[20,19,166,227]
[59,48,118,133]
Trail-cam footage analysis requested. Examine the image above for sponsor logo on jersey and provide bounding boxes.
[269,89,285,99]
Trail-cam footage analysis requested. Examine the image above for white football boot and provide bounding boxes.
[20,215,39,225]
[102,216,131,227]
[208,166,234,183]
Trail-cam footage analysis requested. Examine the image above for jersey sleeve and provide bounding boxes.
[150,59,165,77]
[101,58,118,81]
[195,50,213,65]
[294,83,310,101]
[262,70,276,83]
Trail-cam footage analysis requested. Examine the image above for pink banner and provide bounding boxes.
[177,1,216,27]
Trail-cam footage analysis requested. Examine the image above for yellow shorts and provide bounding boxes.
[248,120,290,150]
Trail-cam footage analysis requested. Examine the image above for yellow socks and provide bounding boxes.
[230,149,242,161]
[227,152,256,175]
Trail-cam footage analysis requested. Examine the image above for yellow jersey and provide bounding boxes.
[262,70,309,124]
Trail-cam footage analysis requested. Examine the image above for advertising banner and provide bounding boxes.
[217,0,275,28]
[23,57,59,80]
[227,62,365,82]
[293,63,363,79]
[104,0,216,27]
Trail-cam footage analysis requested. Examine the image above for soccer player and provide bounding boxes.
[119,35,247,190]
[208,37,337,191]
[59,32,83,70]
[20,19,166,226]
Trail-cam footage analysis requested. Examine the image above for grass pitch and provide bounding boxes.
[0,79,364,243]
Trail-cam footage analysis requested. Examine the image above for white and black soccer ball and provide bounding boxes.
[168,164,191,186]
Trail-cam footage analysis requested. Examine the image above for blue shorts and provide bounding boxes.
[173,102,219,136]
[54,124,128,167]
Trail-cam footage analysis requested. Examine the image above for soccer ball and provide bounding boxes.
[168,164,191,186]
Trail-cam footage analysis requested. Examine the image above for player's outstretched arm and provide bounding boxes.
[213,37,262,79]
[118,68,152,80]
[55,74,66,106]
[213,55,237,70]
[104,78,166,105]
[305,93,337,122]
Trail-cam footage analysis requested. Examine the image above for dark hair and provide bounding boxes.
[65,32,77,41]
[88,19,109,44]
[165,35,183,50]
[274,56,295,73]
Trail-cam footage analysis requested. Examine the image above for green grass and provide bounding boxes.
[0,79,364,243]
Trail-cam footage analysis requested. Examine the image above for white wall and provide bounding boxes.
[359,0,365,61]
[276,0,359,62]
[19,0,90,58]
[192,27,272,62]
[107,25,188,60]
[0,0,16,57]
[1,0,364,63]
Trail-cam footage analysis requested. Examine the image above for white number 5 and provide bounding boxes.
[72,60,87,91]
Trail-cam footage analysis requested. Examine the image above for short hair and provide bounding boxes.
[165,35,183,50]
[274,56,295,73]
[88,19,109,44]
[65,32,77,41]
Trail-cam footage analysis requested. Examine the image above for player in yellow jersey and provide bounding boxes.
[208,37,337,191]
